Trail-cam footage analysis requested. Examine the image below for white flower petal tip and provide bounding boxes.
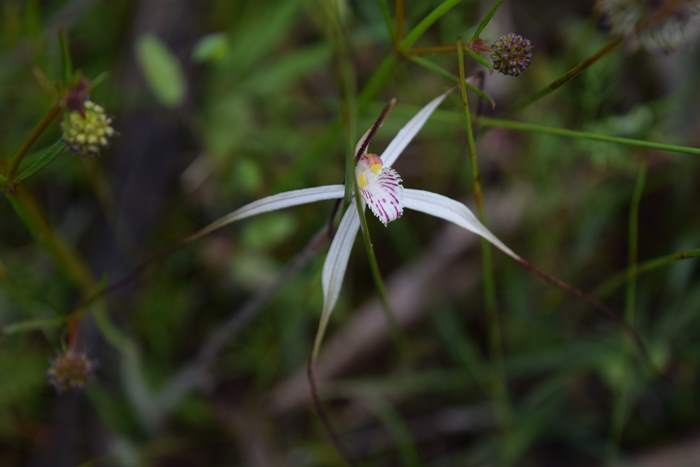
[185,184,345,242]
[403,189,521,261]
[356,154,404,226]
[380,89,453,168]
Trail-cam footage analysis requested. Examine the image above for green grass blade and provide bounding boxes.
[376,0,394,39]
[462,45,493,70]
[471,0,504,40]
[408,56,495,108]
[400,0,464,49]
[626,164,647,325]
[595,249,700,298]
[3,316,65,334]
[15,141,66,183]
[478,117,700,156]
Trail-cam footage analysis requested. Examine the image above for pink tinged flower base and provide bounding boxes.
[355,154,404,226]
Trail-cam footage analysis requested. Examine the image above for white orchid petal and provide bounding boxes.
[380,89,452,168]
[403,189,520,260]
[187,185,345,242]
[313,205,361,360]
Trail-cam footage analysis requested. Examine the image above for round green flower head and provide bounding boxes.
[61,100,114,156]
[47,349,95,392]
[491,33,533,77]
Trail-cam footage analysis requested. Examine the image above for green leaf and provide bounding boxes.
[409,56,496,109]
[228,0,304,71]
[399,0,463,49]
[0,173,7,188]
[192,33,229,63]
[462,45,493,70]
[471,0,504,40]
[136,35,186,107]
[15,140,66,183]
[3,316,65,335]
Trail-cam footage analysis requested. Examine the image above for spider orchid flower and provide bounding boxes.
[191,89,522,359]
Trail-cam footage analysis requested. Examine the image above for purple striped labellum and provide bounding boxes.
[355,153,404,226]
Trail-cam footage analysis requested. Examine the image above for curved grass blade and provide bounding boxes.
[15,141,66,184]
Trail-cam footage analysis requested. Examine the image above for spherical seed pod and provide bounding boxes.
[491,33,533,77]
[47,350,95,392]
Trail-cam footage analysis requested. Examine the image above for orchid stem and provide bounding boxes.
[457,39,511,432]
[336,15,410,365]
[353,188,411,363]
[307,358,355,466]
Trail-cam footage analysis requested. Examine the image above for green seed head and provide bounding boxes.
[61,100,114,156]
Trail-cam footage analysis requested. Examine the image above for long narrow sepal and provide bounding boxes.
[312,205,361,361]
[380,89,453,168]
[402,189,520,260]
[185,185,345,243]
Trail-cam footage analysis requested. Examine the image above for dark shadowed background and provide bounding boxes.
[1,0,699,466]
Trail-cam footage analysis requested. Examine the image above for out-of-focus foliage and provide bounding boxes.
[0,0,699,466]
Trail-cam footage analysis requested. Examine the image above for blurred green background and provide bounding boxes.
[1,0,699,466]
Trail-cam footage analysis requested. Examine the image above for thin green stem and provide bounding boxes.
[626,164,647,325]
[471,0,504,40]
[608,163,648,462]
[510,37,624,113]
[377,0,394,41]
[458,39,510,432]
[353,189,411,361]
[508,4,689,114]
[336,17,409,362]
[361,0,466,108]
[6,103,62,182]
[409,55,460,82]
[394,0,404,46]
[307,359,355,466]
[594,249,700,299]
[406,44,457,55]
[399,0,463,50]
[6,187,94,292]
[59,29,73,83]
[5,186,138,356]
[478,117,700,156]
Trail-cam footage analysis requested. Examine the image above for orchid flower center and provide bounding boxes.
[355,153,404,226]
